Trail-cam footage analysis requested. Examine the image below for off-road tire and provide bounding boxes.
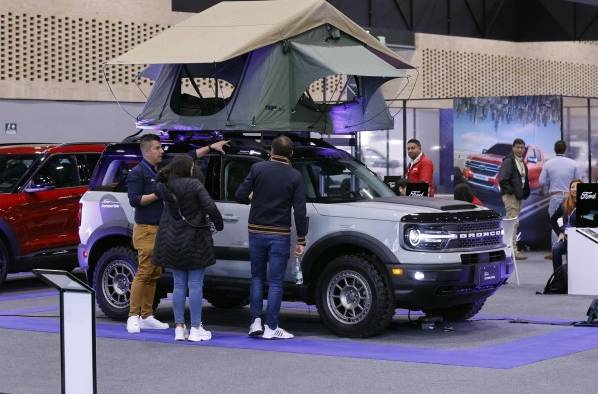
[423,297,487,321]
[0,241,9,291]
[206,295,249,309]
[315,254,394,338]
[93,246,160,321]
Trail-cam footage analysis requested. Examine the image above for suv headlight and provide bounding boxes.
[403,225,457,250]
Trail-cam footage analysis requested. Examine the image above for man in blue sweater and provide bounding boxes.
[235,135,308,339]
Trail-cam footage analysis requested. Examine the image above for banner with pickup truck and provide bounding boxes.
[453,96,562,249]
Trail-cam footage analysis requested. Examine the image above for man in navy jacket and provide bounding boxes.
[126,134,228,334]
[235,135,308,339]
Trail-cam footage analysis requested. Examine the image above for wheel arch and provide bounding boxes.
[302,231,398,304]
[0,219,19,265]
[85,226,133,285]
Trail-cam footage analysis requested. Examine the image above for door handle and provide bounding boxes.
[222,214,240,222]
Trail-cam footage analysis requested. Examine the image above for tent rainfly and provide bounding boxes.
[108,0,413,133]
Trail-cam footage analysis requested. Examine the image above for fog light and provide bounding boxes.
[391,268,404,276]
[83,250,89,258]
[414,271,425,281]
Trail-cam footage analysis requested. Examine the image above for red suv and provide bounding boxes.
[0,143,106,289]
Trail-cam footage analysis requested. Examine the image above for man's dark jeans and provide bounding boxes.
[249,233,291,329]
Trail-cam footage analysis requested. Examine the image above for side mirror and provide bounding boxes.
[482,149,488,154]
[24,180,56,193]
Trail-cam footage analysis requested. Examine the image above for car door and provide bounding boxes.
[17,154,84,255]
[208,155,263,279]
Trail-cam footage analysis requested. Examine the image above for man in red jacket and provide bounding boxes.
[405,139,435,197]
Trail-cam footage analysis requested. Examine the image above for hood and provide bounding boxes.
[467,153,504,164]
[314,196,480,221]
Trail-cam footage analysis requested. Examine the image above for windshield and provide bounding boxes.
[485,144,513,156]
[294,156,395,203]
[0,154,37,193]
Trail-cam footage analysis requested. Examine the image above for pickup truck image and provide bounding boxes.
[463,143,545,191]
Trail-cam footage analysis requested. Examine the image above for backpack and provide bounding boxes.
[543,265,568,294]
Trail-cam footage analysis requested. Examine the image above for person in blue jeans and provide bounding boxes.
[153,155,223,341]
[550,179,582,272]
[550,179,583,272]
[235,135,308,339]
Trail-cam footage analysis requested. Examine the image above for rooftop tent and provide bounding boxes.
[108,0,413,133]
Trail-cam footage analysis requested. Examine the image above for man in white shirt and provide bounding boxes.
[539,140,581,251]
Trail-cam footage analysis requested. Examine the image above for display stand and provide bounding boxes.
[32,269,97,394]
[565,228,598,295]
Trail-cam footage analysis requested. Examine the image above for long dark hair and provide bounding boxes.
[454,183,474,203]
[564,178,583,216]
[157,155,193,183]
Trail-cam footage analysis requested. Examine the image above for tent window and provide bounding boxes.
[171,74,237,117]
[304,75,358,105]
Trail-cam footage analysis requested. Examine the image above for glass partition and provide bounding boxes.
[563,97,590,182]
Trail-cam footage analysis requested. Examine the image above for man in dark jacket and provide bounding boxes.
[235,135,308,339]
[126,134,228,334]
[498,138,530,260]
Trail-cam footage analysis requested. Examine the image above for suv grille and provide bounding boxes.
[467,161,499,176]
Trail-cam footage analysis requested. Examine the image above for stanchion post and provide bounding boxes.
[32,269,97,394]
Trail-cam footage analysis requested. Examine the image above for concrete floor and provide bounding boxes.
[0,252,597,394]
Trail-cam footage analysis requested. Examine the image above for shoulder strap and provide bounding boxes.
[164,184,210,230]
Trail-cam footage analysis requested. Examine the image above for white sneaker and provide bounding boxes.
[262,324,294,339]
[126,315,140,334]
[248,317,263,337]
[188,325,211,342]
[174,325,189,341]
[139,315,169,330]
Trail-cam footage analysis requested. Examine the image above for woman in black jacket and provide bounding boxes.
[550,179,582,272]
[153,155,223,342]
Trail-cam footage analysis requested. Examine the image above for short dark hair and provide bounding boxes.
[407,139,421,147]
[512,138,525,147]
[157,155,193,183]
[554,140,567,154]
[271,135,294,158]
[139,134,160,152]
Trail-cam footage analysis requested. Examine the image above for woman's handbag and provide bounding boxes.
[165,187,212,230]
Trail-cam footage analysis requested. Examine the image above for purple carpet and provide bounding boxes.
[0,290,58,302]
[0,314,596,369]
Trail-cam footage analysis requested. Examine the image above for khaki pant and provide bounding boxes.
[502,194,522,251]
[129,224,162,318]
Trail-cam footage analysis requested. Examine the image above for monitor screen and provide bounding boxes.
[576,183,598,227]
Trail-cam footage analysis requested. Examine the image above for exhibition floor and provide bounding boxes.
[0,252,596,393]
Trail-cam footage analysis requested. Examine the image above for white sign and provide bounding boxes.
[5,122,17,135]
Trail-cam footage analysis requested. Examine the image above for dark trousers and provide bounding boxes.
[248,233,291,329]
[551,239,567,272]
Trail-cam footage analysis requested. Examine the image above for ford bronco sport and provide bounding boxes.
[0,143,106,289]
[78,133,513,337]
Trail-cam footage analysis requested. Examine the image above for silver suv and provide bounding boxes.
[78,133,513,337]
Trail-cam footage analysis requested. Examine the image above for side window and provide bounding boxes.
[222,157,261,201]
[31,155,78,188]
[75,154,101,185]
[92,157,140,192]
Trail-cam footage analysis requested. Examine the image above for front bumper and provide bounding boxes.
[387,256,513,310]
